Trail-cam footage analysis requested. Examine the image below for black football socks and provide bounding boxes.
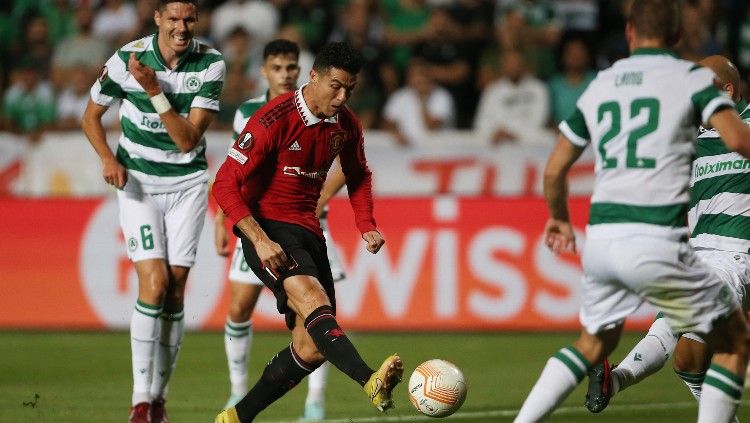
[234,344,318,421]
[304,305,373,386]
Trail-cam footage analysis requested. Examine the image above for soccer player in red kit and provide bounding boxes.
[212,42,404,423]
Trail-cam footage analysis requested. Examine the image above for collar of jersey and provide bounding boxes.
[631,47,678,58]
[151,32,196,71]
[295,84,338,126]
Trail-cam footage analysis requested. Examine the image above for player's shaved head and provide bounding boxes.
[628,0,681,44]
[699,55,741,96]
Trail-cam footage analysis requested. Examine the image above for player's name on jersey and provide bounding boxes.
[615,71,643,87]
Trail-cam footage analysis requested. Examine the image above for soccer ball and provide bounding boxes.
[408,359,467,418]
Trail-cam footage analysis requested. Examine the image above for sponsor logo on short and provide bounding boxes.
[228,147,248,164]
[128,237,138,252]
[283,166,325,180]
[289,140,301,151]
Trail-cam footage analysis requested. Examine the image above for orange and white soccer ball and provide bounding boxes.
[408,359,467,418]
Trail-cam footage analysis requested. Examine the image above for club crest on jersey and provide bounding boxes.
[237,132,254,150]
[329,130,346,155]
[184,75,202,92]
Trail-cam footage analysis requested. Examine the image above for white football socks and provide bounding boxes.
[225,318,252,396]
[611,316,676,395]
[150,309,184,400]
[698,364,743,423]
[131,300,162,405]
[515,347,589,423]
[306,361,330,406]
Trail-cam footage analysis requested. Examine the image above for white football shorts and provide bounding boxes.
[117,182,207,267]
[694,249,750,312]
[579,234,739,336]
[228,216,347,284]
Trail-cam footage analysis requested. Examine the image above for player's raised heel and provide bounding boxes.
[215,407,241,423]
[364,354,404,412]
[585,359,613,413]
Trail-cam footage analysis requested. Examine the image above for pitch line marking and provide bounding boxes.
[260,399,750,422]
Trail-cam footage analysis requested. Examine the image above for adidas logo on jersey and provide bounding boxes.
[289,140,301,151]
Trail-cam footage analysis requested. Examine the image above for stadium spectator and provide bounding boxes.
[413,7,475,128]
[381,0,432,75]
[548,38,595,125]
[382,58,455,147]
[81,1,225,421]
[674,0,722,62]
[92,0,138,46]
[276,0,337,52]
[495,0,562,80]
[130,0,160,40]
[55,64,119,131]
[214,26,257,128]
[328,0,395,127]
[594,0,631,68]
[51,7,111,90]
[2,58,56,142]
[474,49,550,145]
[210,0,279,47]
[213,41,402,423]
[9,13,55,80]
[515,0,750,421]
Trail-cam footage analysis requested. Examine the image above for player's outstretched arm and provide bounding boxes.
[543,134,585,254]
[709,108,750,158]
[128,53,216,152]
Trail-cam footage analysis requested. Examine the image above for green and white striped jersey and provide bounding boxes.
[689,100,750,253]
[90,34,225,194]
[559,48,734,239]
[231,92,267,141]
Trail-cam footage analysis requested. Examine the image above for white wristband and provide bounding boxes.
[149,92,172,114]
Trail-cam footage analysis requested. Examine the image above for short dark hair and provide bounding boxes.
[628,0,681,43]
[312,42,363,75]
[263,39,300,60]
[158,0,196,11]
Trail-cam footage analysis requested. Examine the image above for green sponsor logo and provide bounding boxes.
[694,159,750,178]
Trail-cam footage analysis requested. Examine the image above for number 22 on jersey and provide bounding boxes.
[597,97,659,169]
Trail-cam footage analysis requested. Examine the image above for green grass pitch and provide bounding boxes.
[2,331,749,422]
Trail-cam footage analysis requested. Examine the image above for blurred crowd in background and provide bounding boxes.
[1,0,750,147]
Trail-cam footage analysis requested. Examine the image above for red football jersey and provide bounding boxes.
[213,87,377,238]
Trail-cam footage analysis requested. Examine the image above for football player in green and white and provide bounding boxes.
[514,1,750,422]
[583,55,750,415]
[82,1,224,422]
[213,38,347,421]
